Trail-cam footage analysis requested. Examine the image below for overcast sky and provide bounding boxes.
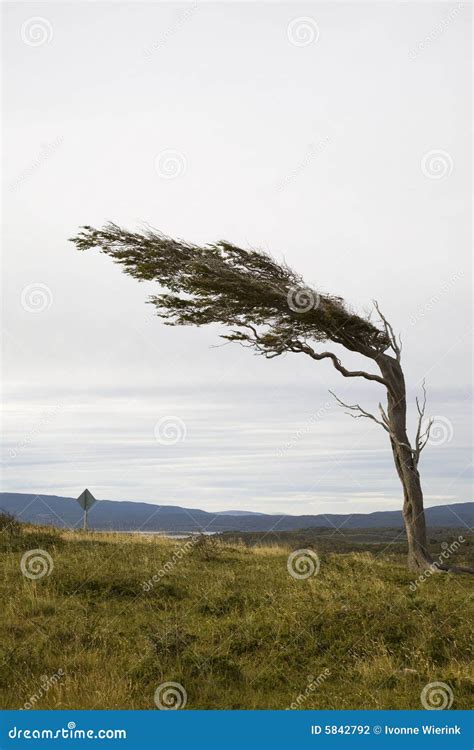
[2,2,472,515]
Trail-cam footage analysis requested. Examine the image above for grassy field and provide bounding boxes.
[1,520,473,710]
[220,525,474,560]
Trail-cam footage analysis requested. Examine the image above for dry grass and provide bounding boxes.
[1,522,473,710]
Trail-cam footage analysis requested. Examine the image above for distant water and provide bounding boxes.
[93,529,216,538]
[139,531,216,539]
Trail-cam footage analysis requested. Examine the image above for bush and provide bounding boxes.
[0,511,22,536]
[192,534,221,561]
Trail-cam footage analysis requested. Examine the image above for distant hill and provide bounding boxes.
[0,493,472,533]
[214,510,266,516]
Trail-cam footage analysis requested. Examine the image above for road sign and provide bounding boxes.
[76,489,97,530]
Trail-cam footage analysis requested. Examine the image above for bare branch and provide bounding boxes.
[330,390,424,468]
[373,300,402,361]
[291,342,389,388]
[412,380,433,466]
[329,391,390,432]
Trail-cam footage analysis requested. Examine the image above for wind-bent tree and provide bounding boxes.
[71,223,461,573]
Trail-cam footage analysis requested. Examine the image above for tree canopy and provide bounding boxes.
[71,223,391,369]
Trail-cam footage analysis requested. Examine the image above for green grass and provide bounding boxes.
[1,523,473,710]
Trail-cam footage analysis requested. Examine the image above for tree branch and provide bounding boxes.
[223,328,391,389]
[413,380,433,467]
[290,342,389,388]
[330,390,422,467]
[373,301,402,361]
[329,391,390,431]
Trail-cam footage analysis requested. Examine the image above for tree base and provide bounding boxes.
[407,553,435,574]
[408,555,474,575]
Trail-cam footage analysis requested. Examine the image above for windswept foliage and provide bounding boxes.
[71,223,390,358]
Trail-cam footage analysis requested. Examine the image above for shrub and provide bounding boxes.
[192,534,221,561]
[0,511,22,536]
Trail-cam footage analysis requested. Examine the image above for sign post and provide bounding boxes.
[76,489,97,530]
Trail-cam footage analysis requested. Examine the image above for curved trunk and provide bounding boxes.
[377,355,434,572]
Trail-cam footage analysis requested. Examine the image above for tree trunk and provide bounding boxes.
[377,355,434,572]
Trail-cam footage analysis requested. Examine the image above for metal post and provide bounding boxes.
[76,489,96,531]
